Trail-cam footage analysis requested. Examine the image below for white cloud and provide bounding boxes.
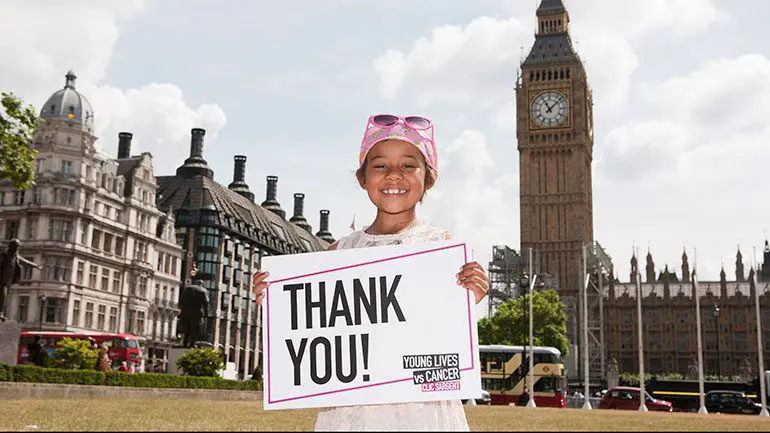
[423,130,519,267]
[0,0,226,174]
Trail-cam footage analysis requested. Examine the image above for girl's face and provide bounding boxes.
[358,139,430,216]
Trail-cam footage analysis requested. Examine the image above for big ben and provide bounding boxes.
[517,0,594,341]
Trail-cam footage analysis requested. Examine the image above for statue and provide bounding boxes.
[0,239,43,321]
[178,263,209,348]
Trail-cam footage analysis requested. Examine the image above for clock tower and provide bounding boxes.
[516,0,594,340]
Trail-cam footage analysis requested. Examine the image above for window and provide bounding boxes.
[76,261,84,285]
[137,311,146,335]
[101,268,110,291]
[49,218,72,242]
[85,302,94,328]
[72,299,80,327]
[109,307,118,332]
[157,252,164,271]
[17,296,29,322]
[54,188,75,206]
[676,310,689,324]
[115,210,123,223]
[127,310,135,333]
[114,237,124,256]
[621,332,633,350]
[734,332,748,351]
[43,256,70,281]
[91,229,102,249]
[14,190,24,206]
[32,187,41,205]
[80,221,88,245]
[676,332,689,351]
[103,233,113,253]
[60,160,73,175]
[26,217,37,239]
[45,298,65,324]
[112,271,122,294]
[5,219,19,239]
[89,265,98,288]
[97,305,106,330]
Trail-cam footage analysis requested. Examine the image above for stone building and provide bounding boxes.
[156,129,335,378]
[0,71,185,366]
[605,247,770,378]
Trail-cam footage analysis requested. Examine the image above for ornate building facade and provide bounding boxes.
[605,246,770,378]
[516,0,597,344]
[156,133,335,377]
[0,71,185,367]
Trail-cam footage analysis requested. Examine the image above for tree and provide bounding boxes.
[50,338,98,370]
[176,347,225,377]
[478,288,570,356]
[0,92,39,190]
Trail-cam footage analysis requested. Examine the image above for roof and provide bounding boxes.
[40,71,94,133]
[156,174,329,255]
[523,33,579,66]
[537,0,566,15]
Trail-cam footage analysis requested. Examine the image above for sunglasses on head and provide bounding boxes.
[369,114,432,130]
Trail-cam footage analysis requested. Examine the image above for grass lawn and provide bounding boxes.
[0,399,768,431]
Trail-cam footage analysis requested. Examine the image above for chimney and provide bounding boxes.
[315,209,335,243]
[290,193,312,232]
[117,132,133,159]
[176,128,214,179]
[261,175,285,219]
[228,155,254,202]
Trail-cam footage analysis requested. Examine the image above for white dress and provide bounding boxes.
[313,221,470,432]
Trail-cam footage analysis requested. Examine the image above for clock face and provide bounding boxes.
[530,91,569,127]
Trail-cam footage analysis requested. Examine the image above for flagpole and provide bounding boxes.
[693,248,707,414]
[636,251,648,412]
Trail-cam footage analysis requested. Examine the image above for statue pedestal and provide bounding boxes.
[0,321,22,365]
[167,347,191,376]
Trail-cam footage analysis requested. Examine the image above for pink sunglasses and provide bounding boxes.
[367,114,433,130]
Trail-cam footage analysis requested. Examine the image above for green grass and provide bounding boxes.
[0,399,768,431]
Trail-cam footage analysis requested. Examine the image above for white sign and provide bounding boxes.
[261,240,482,410]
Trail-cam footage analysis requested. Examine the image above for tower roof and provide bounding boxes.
[537,0,567,16]
[40,70,94,134]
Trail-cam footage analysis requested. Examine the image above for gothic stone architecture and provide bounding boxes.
[517,0,596,342]
[0,71,185,367]
[605,246,770,378]
[156,130,335,378]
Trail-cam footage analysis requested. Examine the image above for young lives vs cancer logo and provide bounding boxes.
[403,353,461,392]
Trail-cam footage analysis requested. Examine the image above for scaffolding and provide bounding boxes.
[486,245,523,318]
[581,241,614,383]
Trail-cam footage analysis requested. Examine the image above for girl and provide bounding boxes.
[252,114,490,431]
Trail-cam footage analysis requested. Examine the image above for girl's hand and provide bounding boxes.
[457,261,489,304]
[252,271,270,305]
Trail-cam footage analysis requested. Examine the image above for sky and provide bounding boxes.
[2,0,770,292]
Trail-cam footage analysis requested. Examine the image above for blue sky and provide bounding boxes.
[3,0,770,291]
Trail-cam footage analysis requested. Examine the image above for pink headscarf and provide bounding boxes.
[359,115,438,174]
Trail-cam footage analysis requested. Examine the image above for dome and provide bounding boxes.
[40,70,94,133]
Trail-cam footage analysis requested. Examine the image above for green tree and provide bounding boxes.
[0,92,39,190]
[50,338,98,370]
[176,347,225,377]
[478,289,570,356]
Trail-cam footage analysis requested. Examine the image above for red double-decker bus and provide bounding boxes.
[18,331,142,370]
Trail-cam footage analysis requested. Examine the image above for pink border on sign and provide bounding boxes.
[265,242,475,405]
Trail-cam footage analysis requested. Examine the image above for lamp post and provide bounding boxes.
[582,244,591,409]
[636,269,648,412]
[38,293,47,331]
[692,248,707,414]
[527,248,537,408]
[713,305,720,378]
[752,247,769,417]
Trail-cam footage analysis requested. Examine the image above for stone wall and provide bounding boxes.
[0,382,261,401]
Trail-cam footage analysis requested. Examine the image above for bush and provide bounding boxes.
[12,365,103,385]
[0,363,262,391]
[176,347,224,377]
[50,338,98,370]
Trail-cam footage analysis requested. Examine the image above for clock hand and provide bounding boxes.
[545,96,564,113]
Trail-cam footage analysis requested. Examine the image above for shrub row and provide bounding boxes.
[0,364,262,391]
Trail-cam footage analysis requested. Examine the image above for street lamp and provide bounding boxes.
[38,293,47,331]
[527,248,537,408]
[713,305,720,377]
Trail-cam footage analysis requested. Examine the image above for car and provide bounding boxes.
[597,386,673,412]
[705,390,767,415]
[462,389,492,405]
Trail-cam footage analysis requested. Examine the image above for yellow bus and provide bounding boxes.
[479,345,567,407]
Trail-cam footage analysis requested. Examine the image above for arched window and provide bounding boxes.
[566,69,571,79]
[529,72,534,81]
[547,70,552,80]
[560,70,565,79]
